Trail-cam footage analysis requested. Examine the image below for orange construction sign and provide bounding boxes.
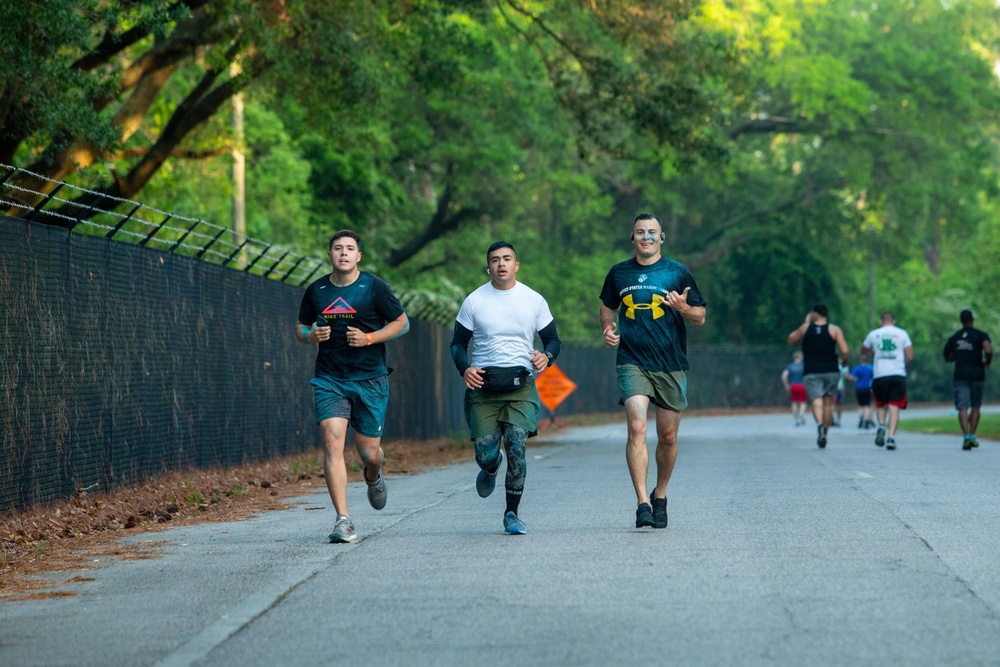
[535,363,578,412]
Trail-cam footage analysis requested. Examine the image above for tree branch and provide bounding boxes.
[112,146,231,160]
[683,181,840,270]
[43,49,268,224]
[72,0,213,72]
[386,183,484,267]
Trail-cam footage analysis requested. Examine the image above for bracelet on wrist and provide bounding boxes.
[366,333,373,346]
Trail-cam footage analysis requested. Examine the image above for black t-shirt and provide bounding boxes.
[802,322,839,374]
[943,326,991,381]
[298,272,405,381]
[599,257,706,372]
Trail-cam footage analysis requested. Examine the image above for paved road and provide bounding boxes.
[3,408,1000,666]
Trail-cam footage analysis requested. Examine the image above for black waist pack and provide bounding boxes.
[480,366,530,393]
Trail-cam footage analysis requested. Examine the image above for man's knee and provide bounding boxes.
[501,424,528,449]
[473,432,502,469]
[656,433,678,450]
[627,417,648,439]
[356,444,382,467]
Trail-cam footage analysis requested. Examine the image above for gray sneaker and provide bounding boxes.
[329,515,357,543]
[365,467,387,510]
[886,437,896,451]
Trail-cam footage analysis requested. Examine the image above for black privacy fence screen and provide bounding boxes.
[1,217,476,512]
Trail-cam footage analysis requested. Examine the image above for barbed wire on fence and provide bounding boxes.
[1,163,330,286]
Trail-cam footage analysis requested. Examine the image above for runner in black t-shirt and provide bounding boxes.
[943,309,992,450]
[296,230,409,543]
[599,213,707,530]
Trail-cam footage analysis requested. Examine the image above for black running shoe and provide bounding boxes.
[875,426,886,447]
[635,502,654,528]
[886,438,896,451]
[817,424,827,449]
[651,495,668,529]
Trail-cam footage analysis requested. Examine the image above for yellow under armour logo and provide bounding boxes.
[623,293,665,320]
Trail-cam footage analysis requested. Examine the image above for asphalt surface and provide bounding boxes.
[3,407,1000,666]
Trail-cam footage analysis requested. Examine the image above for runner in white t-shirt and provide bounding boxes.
[861,311,914,450]
[450,241,561,536]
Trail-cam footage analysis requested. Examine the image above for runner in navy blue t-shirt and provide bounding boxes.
[599,213,707,530]
[296,230,409,543]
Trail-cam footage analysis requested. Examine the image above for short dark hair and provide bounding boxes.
[813,303,829,318]
[487,241,516,262]
[633,212,661,227]
[329,230,360,251]
[961,309,974,325]
[880,310,894,324]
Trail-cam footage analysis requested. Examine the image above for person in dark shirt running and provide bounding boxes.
[296,230,410,543]
[599,213,707,530]
[787,304,849,448]
[943,309,993,450]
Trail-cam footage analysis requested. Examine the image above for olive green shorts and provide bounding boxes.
[464,376,541,439]
[617,364,688,412]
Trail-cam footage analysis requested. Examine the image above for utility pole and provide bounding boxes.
[231,61,246,266]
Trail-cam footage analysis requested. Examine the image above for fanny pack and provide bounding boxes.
[480,366,530,393]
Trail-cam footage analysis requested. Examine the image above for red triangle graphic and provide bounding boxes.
[322,297,356,315]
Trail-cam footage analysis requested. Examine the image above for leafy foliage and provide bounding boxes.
[3,0,1000,361]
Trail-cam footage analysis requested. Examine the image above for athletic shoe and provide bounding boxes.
[817,424,827,449]
[886,438,896,451]
[476,452,503,498]
[365,467,387,510]
[329,515,357,543]
[635,502,655,528]
[875,426,886,448]
[858,418,864,429]
[651,495,668,529]
[962,436,974,451]
[503,511,526,535]
[971,434,979,448]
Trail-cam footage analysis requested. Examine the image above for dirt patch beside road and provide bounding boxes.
[0,433,478,600]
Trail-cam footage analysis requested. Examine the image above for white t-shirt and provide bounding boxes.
[456,281,554,372]
[863,324,913,378]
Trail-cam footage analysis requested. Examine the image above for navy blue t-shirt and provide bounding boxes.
[600,257,707,372]
[298,271,405,381]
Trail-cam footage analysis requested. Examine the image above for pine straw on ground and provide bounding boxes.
[0,433,479,600]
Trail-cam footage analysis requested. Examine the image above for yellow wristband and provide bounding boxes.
[366,333,373,346]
